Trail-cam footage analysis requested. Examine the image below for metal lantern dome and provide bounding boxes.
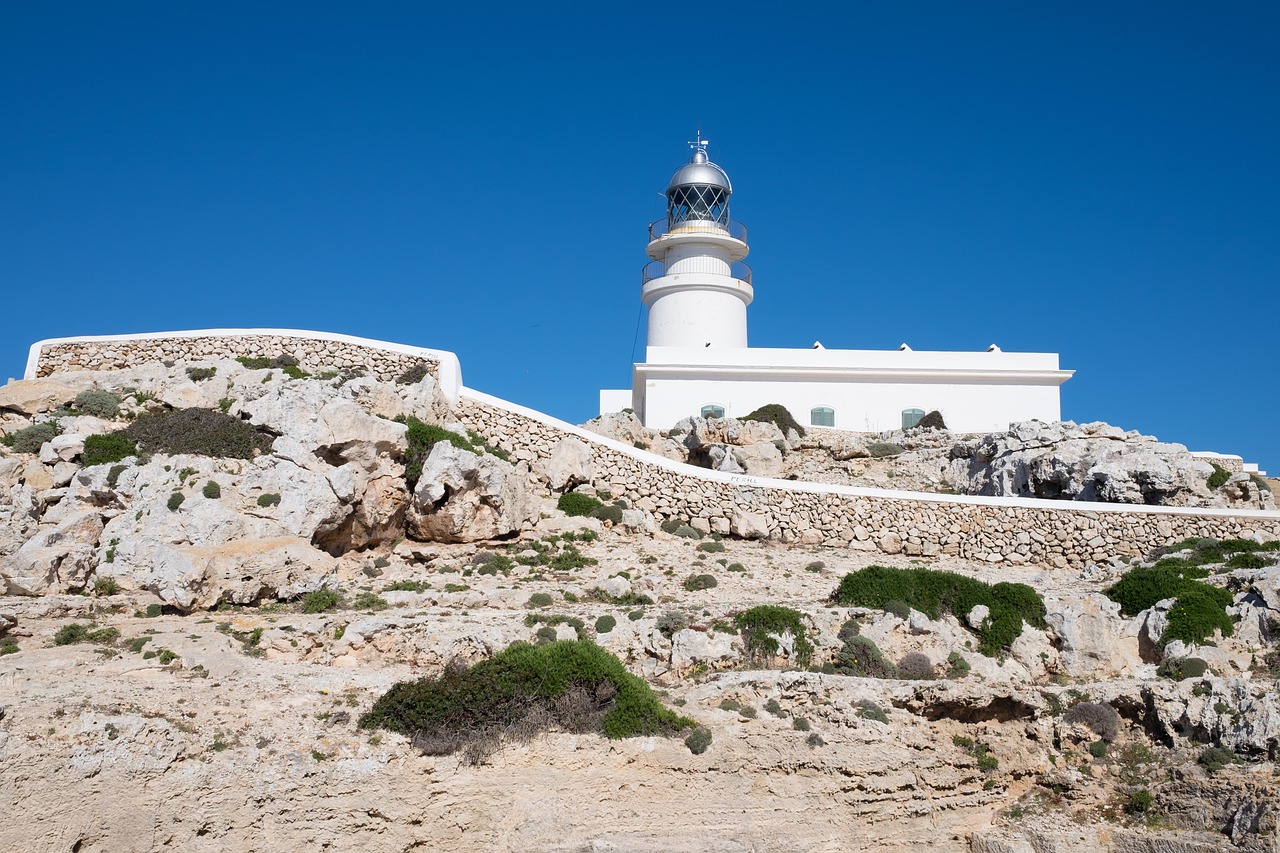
[666,139,732,228]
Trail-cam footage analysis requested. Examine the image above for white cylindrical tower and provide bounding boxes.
[642,138,752,349]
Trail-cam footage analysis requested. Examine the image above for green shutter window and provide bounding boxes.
[901,408,925,429]
[700,404,726,419]
[810,406,835,427]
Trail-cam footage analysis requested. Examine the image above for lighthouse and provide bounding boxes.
[641,135,753,349]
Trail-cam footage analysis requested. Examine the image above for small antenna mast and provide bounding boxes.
[688,130,709,154]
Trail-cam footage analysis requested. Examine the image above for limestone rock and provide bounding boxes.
[731,441,784,478]
[730,507,769,539]
[0,379,78,415]
[406,443,533,543]
[138,536,336,610]
[535,437,593,490]
[3,509,103,595]
[1045,593,1142,678]
[0,611,15,638]
[239,376,407,456]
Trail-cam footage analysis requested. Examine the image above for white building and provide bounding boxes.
[600,139,1073,433]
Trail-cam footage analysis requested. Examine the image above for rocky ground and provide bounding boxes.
[1,360,1278,852]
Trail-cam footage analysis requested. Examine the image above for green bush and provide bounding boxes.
[236,354,298,370]
[1164,589,1235,645]
[833,566,1045,656]
[594,615,617,634]
[1089,739,1109,758]
[867,442,905,458]
[655,610,688,638]
[1156,657,1209,680]
[1197,746,1239,774]
[683,574,718,591]
[697,540,725,553]
[830,635,897,678]
[792,716,810,731]
[589,504,623,524]
[396,362,429,385]
[93,577,121,596]
[0,638,18,656]
[202,480,221,499]
[359,639,694,753]
[1207,463,1231,490]
[120,407,273,459]
[1106,564,1233,645]
[352,592,389,612]
[734,605,813,666]
[534,626,558,645]
[301,588,340,613]
[74,389,121,418]
[397,416,476,488]
[1127,788,1154,813]
[257,493,281,507]
[1062,701,1120,740]
[685,726,712,755]
[741,403,804,438]
[859,701,889,723]
[915,410,947,431]
[660,519,703,539]
[1226,552,1268,570]
[558,492,604,517]
[82,433,137,466]
[947,651,971,678]
[167,492,185,511]
[526,592,554,609]
[53,624,119,646]
[882,599,911,619]
[185,366,217,382]
[2,422,59,453]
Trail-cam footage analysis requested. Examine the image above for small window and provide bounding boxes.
[901,408,925,430]
[810,406,835,427]
[700,404,725,419]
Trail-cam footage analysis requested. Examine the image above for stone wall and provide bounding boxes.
[29,330,448,388]
[457,391,1280,569]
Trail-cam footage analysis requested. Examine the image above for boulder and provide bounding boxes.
[239,377,407,456]
[0,379,78,415]
[3,510,104,595]
[39,434,84,464]
[406,443,534,543]
[730,508,770,539]
[0,612,15,638]
[670,628,737,673]
[1046,593,1142,678]
[581,410,650,446]
[731,442,784,478]
[535,437,593,490]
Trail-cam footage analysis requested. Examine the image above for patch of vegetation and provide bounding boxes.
[395,362,429,385]
[256,493,281,507]
[741,403,805,438]
[1105,564,1233,645]
[0,638,19,656]
[397,416,477,488]
[1127,788,1154,814]
[683,574,718,591]
[526,592,554,609]
[1157,656,1210,680]
[383,579,430,593]
[697,540,726,553]
[53,624,119,646]
[833,566,1045,655]
[589,504,623,524]
[235,354,299,370]
[185,366,217,382]
[594,615,617,634]
[74,389,121,418]
[2,422,59,453]
[1226,552,1268,570]
[1197,746,1239,774]
[947,651,971,678]
[359,639,694,761]
[914,410,947,431]
[659,518,703,539]
[80,433,138,467]
[557,492,604,518]
[1063,702,1120,741]
[1207,463,1231,490]
[792,716,810,731]
[92,577,121,596]
[106,463,129,486]
[685,726,712,755]
[202,480,221,499]
[867,442,905,458]
[655,610,689,639]
[733,605,813,667]
[117,407,273,459]
[166,492,185,511]
[300,588,340,613]
[882,599,911,619]
[896,652,935,680]
[827,635,897,678]
[352,592,389,612]
[858,701,889,723]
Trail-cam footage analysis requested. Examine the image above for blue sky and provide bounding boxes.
[4,3,1278,473]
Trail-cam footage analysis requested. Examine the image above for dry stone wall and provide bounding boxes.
[458,393,1280,569]
[31,332,440,385]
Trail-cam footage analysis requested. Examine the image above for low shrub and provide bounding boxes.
[526,592,554,609]
[301,588,340,613]
[92,577,121,596]
[558,492,604,518]
[1197,746,1239,774]
[1106,564,1233,645]
[167,492,185,511]
[837,618,861,641]
[2,422,59,453]
[202,481,221,499]
[833,566,1045,656]
[534,626,558,645]
[185,366,217,382]
[106,463,129,486]
[734,605,813,667]
[0,638,18,656]
[397,416,477,488]
[867,442,905,458]
[858,701,889,724]
[396,362,429,385]
[594,615,617,634]
[947,651,971,678]
[660,519,703,539]
[1207,463,1231,490]
[1127,788,1154,813]
[830,635,896,679]
[697,540,726,553]
[352,592,389,612]
[589,504,623,524]
[1226,552,1268,570]
[1164,589,1235,645]
[257,493,281,507]
[1089,739,1109,758]
[1156,657,1209,680]
[685,726,712,755]
[235,354,298,370]
[74,389,121,418]
[360,639,695,760]
[915,410,947,431]
[897,652,935,680]
[1062,701,1120,741]
[792,716,810,731]
[741,403,805,438]
[121,407,273,459]
[655,610,688,638]
[683,574,718,591]
[882,599,911,619]
[83,433,138,466]
[53,624,119,646]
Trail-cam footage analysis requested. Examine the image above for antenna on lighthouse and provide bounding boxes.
[688,131,709,154]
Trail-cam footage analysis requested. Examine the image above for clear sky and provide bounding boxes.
[4,3,1277,473]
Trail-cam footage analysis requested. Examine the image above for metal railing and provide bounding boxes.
[642,259,753,286]
[647,217,748,243]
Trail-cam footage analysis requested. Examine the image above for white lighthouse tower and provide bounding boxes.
[641,135,753,349]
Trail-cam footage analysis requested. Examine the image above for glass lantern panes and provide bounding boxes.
[668,185,729,227]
